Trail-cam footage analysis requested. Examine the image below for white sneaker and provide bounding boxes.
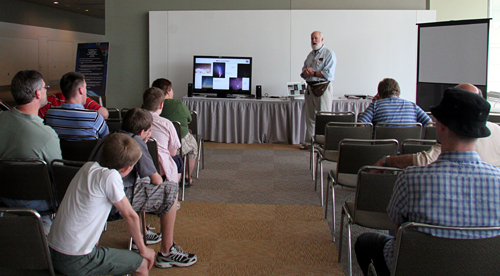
[154,243,198,268]
[131,227,162,249]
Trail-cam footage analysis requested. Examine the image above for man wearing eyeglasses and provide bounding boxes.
[0,70,62,234]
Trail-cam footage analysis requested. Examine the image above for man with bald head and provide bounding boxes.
[300,31,337,150]
[374,83,500,168]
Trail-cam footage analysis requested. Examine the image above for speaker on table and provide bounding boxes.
[188,83,193,97]
[256,85,262,99]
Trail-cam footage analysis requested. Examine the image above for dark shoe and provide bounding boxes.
[300,144,311,150]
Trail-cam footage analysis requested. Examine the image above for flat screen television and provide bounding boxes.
[193,55,252,97]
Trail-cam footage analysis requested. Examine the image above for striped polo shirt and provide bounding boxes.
[358,96,431,126]
[45,103,109,140]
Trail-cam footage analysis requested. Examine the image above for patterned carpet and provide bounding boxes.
[99,144,375,275]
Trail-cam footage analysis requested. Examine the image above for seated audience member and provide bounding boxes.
[39,91,108,119]
[0,70,61,234]
[90,108,197,269]
[152,78,198,184]
[375,83,500,168]
[48,133,154,276]
[142,87,183,184]
[358,78,431,127]
[355,87,500,276]
[45,72,109,140]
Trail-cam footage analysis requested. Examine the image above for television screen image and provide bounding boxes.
[193,55,252,97]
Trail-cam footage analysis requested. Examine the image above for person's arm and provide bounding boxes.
[374,155,414,169]
[150,172,163,185]
[113,197,155,270]
[97,107,109,119]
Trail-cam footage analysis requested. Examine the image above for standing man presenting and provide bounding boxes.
[300,31,337,150]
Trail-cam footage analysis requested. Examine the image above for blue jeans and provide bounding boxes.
[355,232,393,276]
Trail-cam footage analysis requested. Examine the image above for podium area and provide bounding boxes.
[183,96,371,144]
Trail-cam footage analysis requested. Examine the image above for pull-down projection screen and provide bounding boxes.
[416,19,490,111]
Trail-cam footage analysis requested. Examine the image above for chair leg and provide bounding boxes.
[338,206,345,262]
[320,161,324,207]
[195,140,201,178]
[325,176,330,219]
[331,177,336,242]
[347,222,353,276]
[181,155,187,201]
[201,139,205,170]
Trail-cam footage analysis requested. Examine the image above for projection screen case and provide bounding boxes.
[416,18,490,111]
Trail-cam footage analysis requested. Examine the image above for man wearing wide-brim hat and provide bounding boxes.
[355,87,500,276]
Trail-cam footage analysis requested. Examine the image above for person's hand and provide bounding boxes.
[370,159,385,173]
[140,247,156,270]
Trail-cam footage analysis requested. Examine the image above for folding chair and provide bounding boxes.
[337,166,402,276]
[0,158,57,218]
[324,139,398,241]
[374,122,423,152]
[51,159,85,207]
[391,222,500,276]
[172,121,188,201]
[127,139,158,250]
[121,108,130,119]
[423,122,436,140]
[60,138,99,162]
[315,122,373,206]
[0,208,57,275]
[401,139,436,155]
[189,110,204,178]
[310,111,355,180]
[106,107,121,119]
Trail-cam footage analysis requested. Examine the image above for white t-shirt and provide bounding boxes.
[48,162,126,255]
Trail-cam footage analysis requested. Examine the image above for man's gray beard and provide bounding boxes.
[311,44,322,51]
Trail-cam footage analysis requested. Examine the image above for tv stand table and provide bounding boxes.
[182,96,370,144]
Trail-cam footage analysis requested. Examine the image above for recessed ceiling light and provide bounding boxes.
[85,9,89,12]
[53,1,59,4]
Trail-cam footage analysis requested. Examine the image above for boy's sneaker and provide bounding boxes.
[155,243,198,268]
[131,227,162,249]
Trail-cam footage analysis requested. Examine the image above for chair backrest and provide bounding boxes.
[0,158,56,215]
[0,208,56,275]
[60,139,99,162]
[336,139,399,185]
[401,139,437,155]
[392,222,500,276]
[172,121,183,156]
[324,122,373,151]
[146,138,160,173]
[121,108,130,119]
[106,107,121,119]
[374,122,423,151]
[189,110,199,136]
[105,118,122,133]
[354,166,402,214]
[423,122,436,140]
[315,111,356,136]
[425,111,436,122]
[51,159,85,205]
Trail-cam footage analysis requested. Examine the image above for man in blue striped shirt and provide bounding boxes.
[45,72,108,140]
[355,87,500,276]
[358,78,431,127]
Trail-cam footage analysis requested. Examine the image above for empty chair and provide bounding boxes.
[325,139,399,241]
[0,158,57,217]
[423,122,436,140]
[310,111,356,180]
[488,113,500,124]
[106,107,121,119]
[105,118,122,133]
[0,208,56,275]
[315,122,373,206]
[189,110,204,178]
[391,222,500,276]
[60,138,99,162]
[374,122,422,152]
[337,166,402,276]
[401,139,437,155]
[121,108,130,119]
[51,159,85,206]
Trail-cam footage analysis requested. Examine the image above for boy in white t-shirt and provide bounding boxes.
[48,133,155,276]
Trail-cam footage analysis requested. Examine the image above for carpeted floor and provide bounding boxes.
[100,202,343,276]
[99,143,375,275]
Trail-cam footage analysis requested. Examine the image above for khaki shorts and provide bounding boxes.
[179,132,198,159]
[50,246,143,276]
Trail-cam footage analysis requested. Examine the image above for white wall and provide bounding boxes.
[0,22,105,86]
[150,10,435,102]
[430,0,488,21]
